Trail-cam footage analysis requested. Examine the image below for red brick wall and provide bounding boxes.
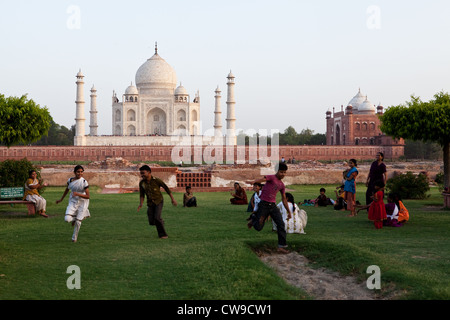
[0,144,404,162]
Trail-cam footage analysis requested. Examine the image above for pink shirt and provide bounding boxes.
[260,174,286,203]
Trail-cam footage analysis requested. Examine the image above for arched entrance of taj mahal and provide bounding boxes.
[147,108,167,135]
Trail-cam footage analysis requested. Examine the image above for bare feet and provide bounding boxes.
[347,210,357,217]
[160,236,168,239]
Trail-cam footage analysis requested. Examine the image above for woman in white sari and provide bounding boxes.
[24,170,48,218]
[56,165,90,242]
[273,193,307,234]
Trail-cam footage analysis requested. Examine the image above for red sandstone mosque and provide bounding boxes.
[325,89,404,148]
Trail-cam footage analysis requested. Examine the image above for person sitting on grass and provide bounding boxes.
[273,192,307,234]
[384,193,402,227]
[314,187,333,207]
[333,185,347,211]
[183,186,197,207]
[230,182,248,205]
[247,182,263,213]
[393,193,409,224]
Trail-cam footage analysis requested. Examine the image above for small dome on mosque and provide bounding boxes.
[358,96,376,114]
[227,70,235,78]
[125,82,138,95]
[348,89,365,110]
[175,83,188,96]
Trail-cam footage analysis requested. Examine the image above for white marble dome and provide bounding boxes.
[175,83,188,96]
[348,89,365,110]
[358,96,376,114]
[125,82,138,95]
[135,53,177,89]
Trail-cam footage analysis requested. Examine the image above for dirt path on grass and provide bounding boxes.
[256,250,390,300]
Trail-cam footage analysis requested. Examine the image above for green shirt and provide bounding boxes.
[139,176,172,206]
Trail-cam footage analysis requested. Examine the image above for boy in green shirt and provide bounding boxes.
[137,165,177,239]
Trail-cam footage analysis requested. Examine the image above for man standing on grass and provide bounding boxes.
[246,162,291,253]
[137,165,177,239]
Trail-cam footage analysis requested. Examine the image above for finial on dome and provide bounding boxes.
[155,42,158,54]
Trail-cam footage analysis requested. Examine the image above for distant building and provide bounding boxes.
[74,44,237,146]
[326,89,404,147]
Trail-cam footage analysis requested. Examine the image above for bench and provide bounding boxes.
[0,187,36,215]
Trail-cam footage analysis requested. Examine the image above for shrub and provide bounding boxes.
[386,171,430,199]
[0,158,41,188]
[435,172,444,184]
[435,171,445,192]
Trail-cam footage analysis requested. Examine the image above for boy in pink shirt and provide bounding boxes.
[247,162,291,253]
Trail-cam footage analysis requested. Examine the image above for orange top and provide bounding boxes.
[23,178,40,199]
[398,201,409,222]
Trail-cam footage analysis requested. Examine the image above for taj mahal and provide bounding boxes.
[74,45,237,146]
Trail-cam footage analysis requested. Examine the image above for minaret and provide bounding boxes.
[74,69,86,146]
[226,71,236,146]
[214,86,222,138]
[89,85,98,136]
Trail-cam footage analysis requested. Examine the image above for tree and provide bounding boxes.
[0,94,51,147]
[380,91,450,189]
[0,158,39,188]
[279,126,299,145]
[32,119,75,146]
[309,133,326,145]
[404,139,441,160]
[279,126,326,145]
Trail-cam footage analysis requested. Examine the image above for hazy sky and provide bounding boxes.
[1,0,449,136]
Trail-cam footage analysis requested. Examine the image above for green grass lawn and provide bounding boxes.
[0,184,449,300]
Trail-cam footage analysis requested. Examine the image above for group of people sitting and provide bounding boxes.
[354,181,410,229]
[308,184,410,229]
[297,186,348,209]
[383,192,410,227]
[196,178,410,232]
